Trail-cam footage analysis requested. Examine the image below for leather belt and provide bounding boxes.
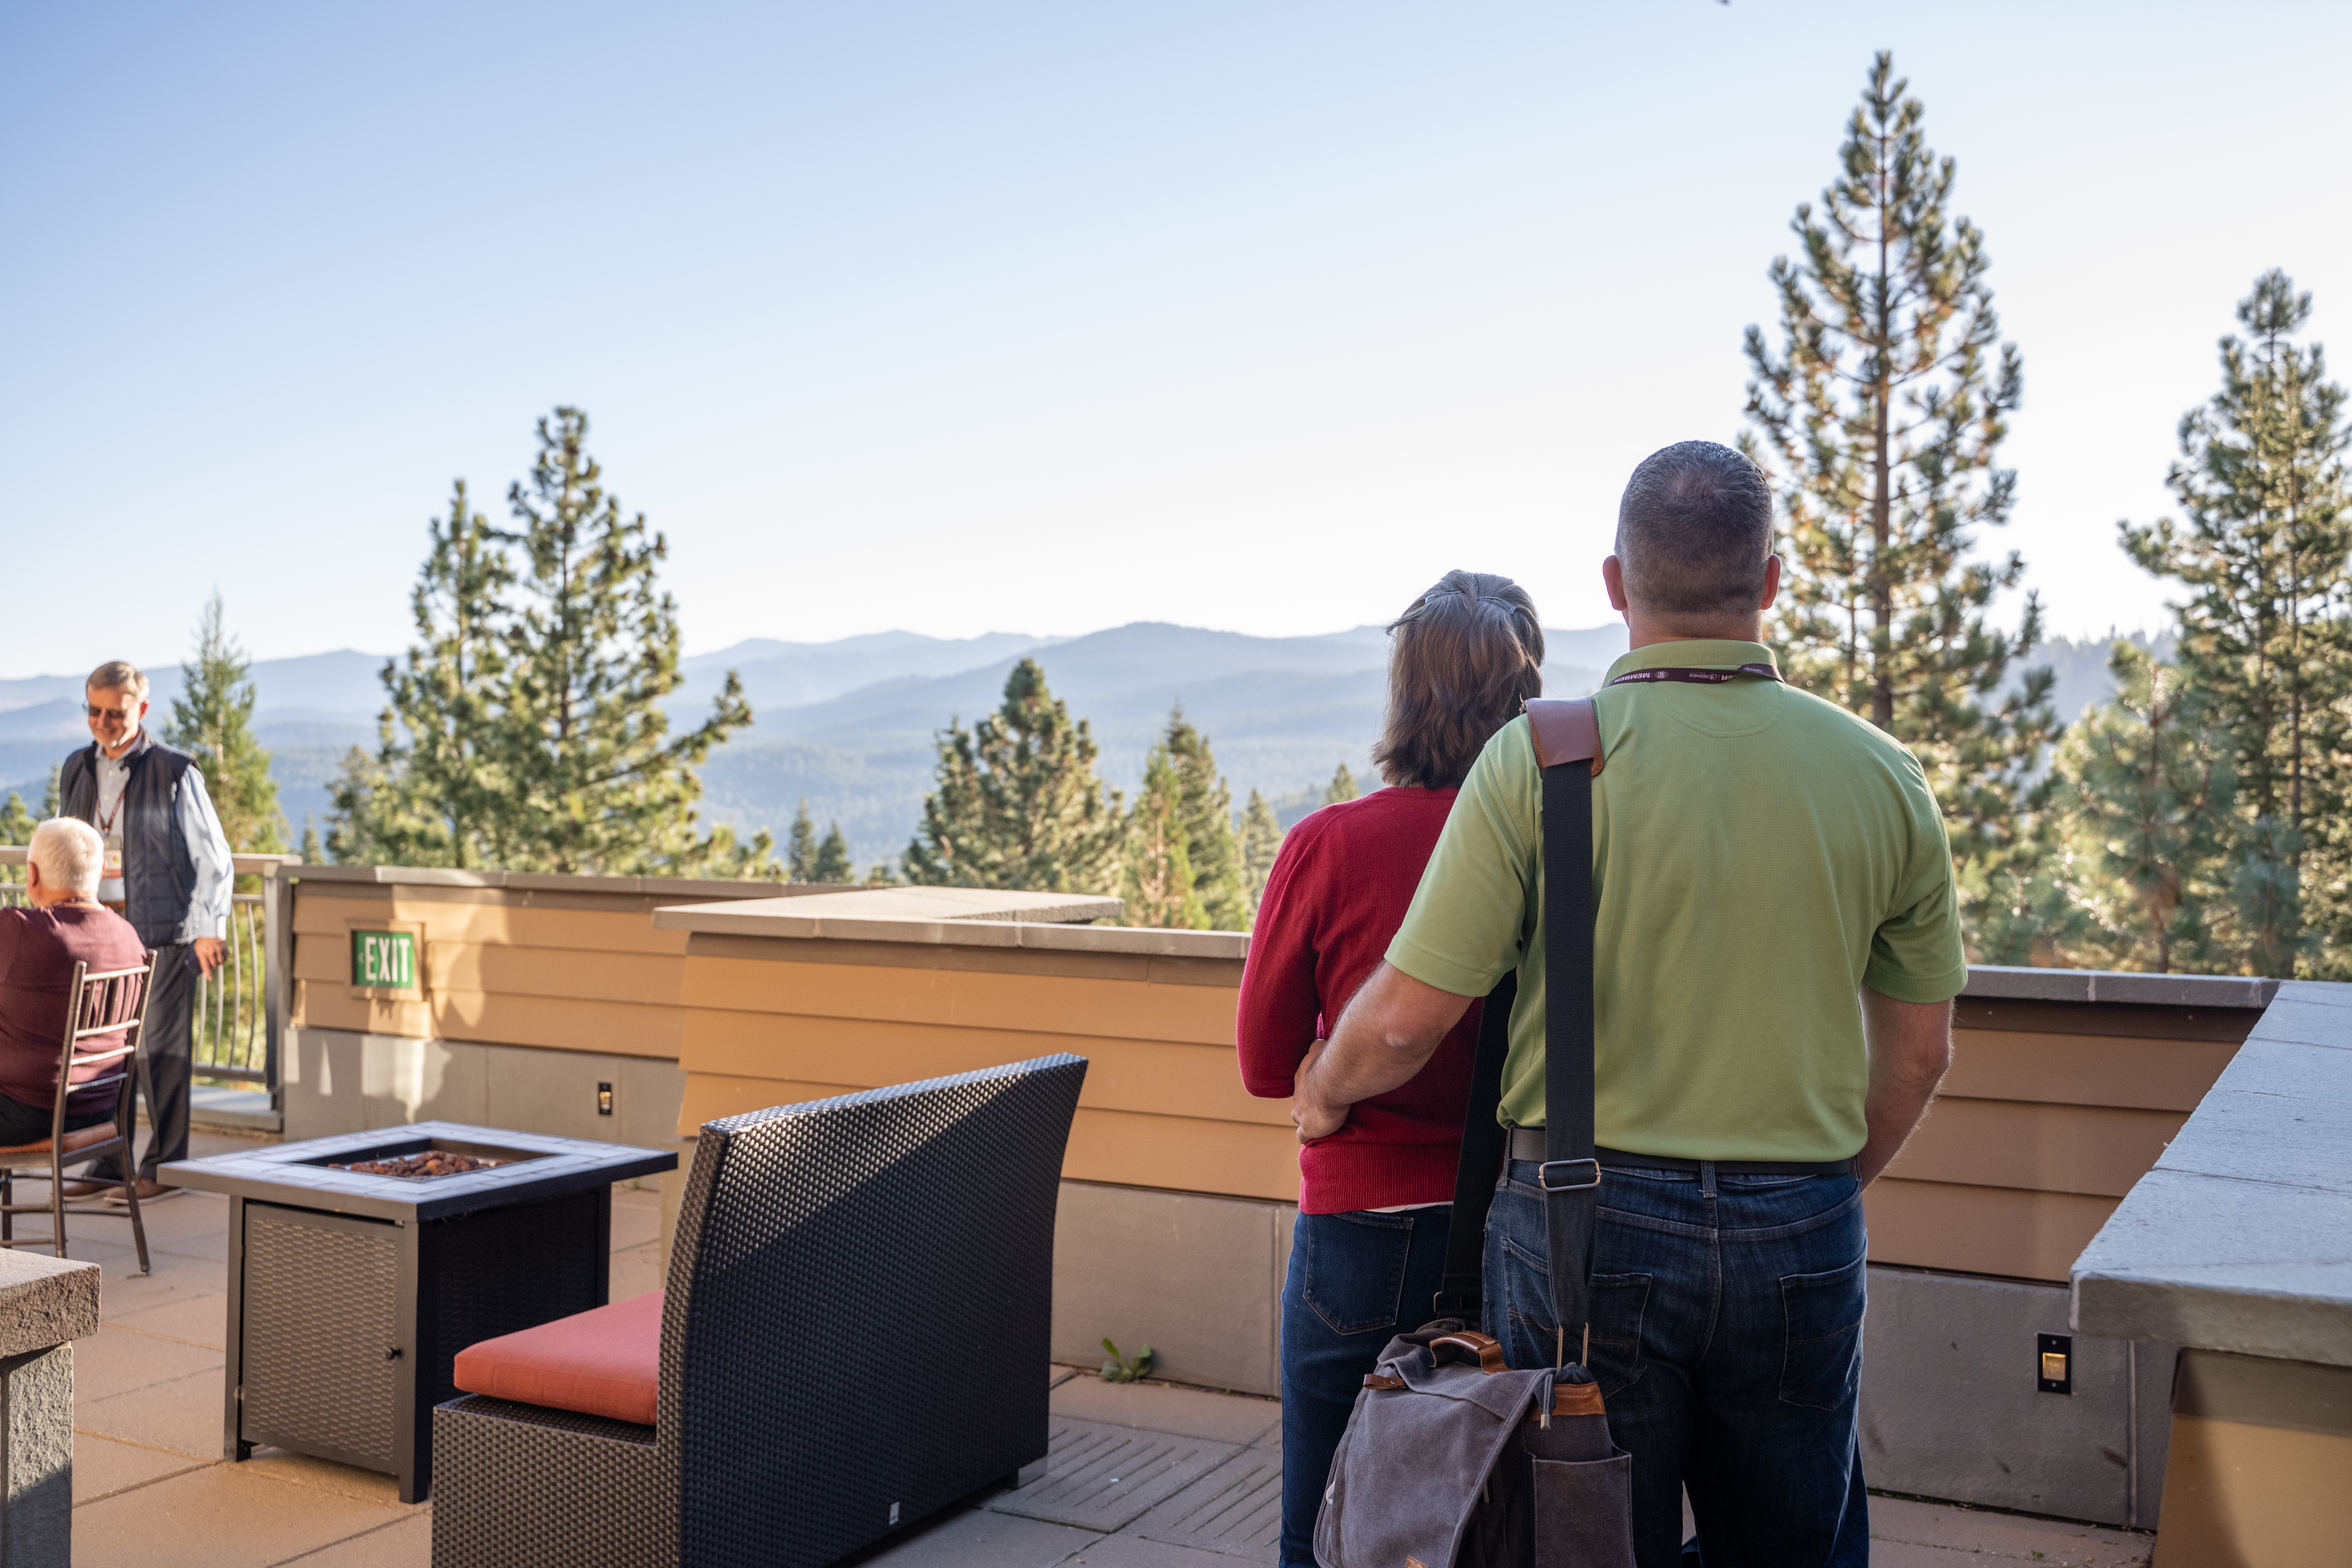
[1505,1126,1853,1177]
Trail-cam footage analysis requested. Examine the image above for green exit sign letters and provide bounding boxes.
[350,929,419,992]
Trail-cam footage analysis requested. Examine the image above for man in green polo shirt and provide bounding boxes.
[1291,440,1964,1567]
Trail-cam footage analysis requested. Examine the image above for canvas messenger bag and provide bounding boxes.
[1313,696,1636,1568]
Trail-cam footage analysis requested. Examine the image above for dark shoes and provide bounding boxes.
[106,1178,176,1205]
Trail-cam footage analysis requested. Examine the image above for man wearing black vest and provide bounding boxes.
[60,660,236,1201]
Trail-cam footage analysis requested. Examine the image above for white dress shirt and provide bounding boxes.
[93,729,235,944]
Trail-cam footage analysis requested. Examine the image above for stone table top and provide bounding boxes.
[159,1121,677,1224]
[2071,979,2352,1366]
[0,1247,100,1355]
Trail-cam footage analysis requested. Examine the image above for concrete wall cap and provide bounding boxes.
[0,1249,101,1355]
[652,887,1255,959]
[289,863,833,902]
[2071,978,2352,1363]
[1964,965,2278,1010]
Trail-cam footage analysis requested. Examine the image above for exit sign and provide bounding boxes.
[351,929,418,991]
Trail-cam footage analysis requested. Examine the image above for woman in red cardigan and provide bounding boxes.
[1237,570,1547,1568]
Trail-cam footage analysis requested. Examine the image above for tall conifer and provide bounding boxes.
[811,823,854,884]
[2122,270,2352,976]
[1122,740,1202,928]
[1163,707,1249,930]
[331,481,510,868]
[902,659,1123,893]
[167,592,286,855]
[1322,764,1360,805]
[1741,51,2056,953]
[2058,645,2234,974]
[493,409,760,875]
[1238,788,1283,920]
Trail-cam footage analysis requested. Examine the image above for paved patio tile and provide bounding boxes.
[1066,1535,1251,1566]
[855,1506,1098,1566]
[244,1448,408,1505]
[1050,1378,1281,1446]
[1127,1449,1279,1563]
[1869,1497,2152,1565]
[73,1432,205,1505]
[991,1419,1241,1533]
[108,1289,230,1351]
[71,1461,415,1568]
[97,1258,226,1319]
[610,1189,662,1250]
[78,1364,226,1457]
[272,1512,432,1566]
[609,1242,664,1301]
[74,1323,224,1403]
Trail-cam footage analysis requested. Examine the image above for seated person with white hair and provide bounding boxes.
[0,820,150,1147]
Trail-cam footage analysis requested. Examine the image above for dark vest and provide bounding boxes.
[60,737,198,949]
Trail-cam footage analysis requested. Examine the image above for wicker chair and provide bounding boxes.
[430,1052,1087,1568]
[0,957,154,1273]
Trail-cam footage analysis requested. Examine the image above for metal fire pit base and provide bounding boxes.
[163,1122,676,1503]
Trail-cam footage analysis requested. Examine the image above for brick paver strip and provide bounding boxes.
[1129,1447,1281,1562]
[988,1419,1241,1533]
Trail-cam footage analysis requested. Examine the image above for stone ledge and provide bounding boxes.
[1965,964,2278,1011]
[2072,984,2352,1364]
[0,1250,100,1356]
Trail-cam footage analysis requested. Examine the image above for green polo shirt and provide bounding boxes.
[1385,639,1965,1160]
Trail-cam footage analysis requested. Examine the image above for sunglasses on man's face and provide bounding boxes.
[86,704,137,720]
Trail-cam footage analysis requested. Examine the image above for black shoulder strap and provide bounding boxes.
[1432,970,1512,1318]
[1535,701,1602,1356]
[1431,699,1602,1355]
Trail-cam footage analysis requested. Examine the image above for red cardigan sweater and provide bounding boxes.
[1236,786,1479,1214]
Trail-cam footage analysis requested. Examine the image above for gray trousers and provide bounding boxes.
[91,944,194,1181]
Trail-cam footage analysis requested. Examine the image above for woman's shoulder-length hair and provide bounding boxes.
[1371,570,1545,792]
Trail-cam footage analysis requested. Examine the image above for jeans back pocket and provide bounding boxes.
[1778,1254,1866,1411]
[1302,1210,1416,1335]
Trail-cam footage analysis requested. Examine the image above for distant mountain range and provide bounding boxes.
[0,624,2159,869]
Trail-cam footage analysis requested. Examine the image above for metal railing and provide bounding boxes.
[0,848,296,1087]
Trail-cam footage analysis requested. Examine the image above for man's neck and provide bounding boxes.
[100,729,144,761]
[1623,615,1765,651]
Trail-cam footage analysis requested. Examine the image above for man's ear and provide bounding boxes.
[1759,554,1783,613]
[1602,554,1632,614]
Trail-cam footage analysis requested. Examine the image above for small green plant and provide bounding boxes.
[1099,1337,1155,1384]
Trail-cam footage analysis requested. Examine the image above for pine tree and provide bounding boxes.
[902,659,1123,893]
[2122,271,2352,978]
[38,767,57,818]
[1161,707,1249,929]
[0,795,32,896]
[1238,788,1283,919]
[165,592,286,855]
[332,481,512,868]
[2058,644,2235,974]
[492,408,764,877]
[786,801,818,881]
[1122,740,1201,928]
[300,818,325,865]
[811,823,854,884]
[1323,764,1360,805]
[785,801,853,883]
[1741,52,2057,956]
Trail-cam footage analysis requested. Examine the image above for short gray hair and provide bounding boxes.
[1614,441,1775,616]
[29,818,103,898]
[87,661,149,700]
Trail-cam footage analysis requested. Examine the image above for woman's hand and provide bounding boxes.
[1291,1041,1348,1143]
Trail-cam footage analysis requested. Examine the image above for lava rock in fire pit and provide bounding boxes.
[330,1152,506,1179]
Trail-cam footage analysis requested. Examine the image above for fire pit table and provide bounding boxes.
[162,1121,676,1502]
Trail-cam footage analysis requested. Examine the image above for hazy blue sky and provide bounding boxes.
[7,2,2350,676]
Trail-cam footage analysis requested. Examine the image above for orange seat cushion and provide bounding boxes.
[452,1289,662,1426]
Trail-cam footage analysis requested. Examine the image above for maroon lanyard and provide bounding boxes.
[1606,663,1782,687]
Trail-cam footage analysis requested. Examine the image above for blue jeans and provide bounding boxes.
[1277,1205,1454,1568]
[1484,1158,1869,1568]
